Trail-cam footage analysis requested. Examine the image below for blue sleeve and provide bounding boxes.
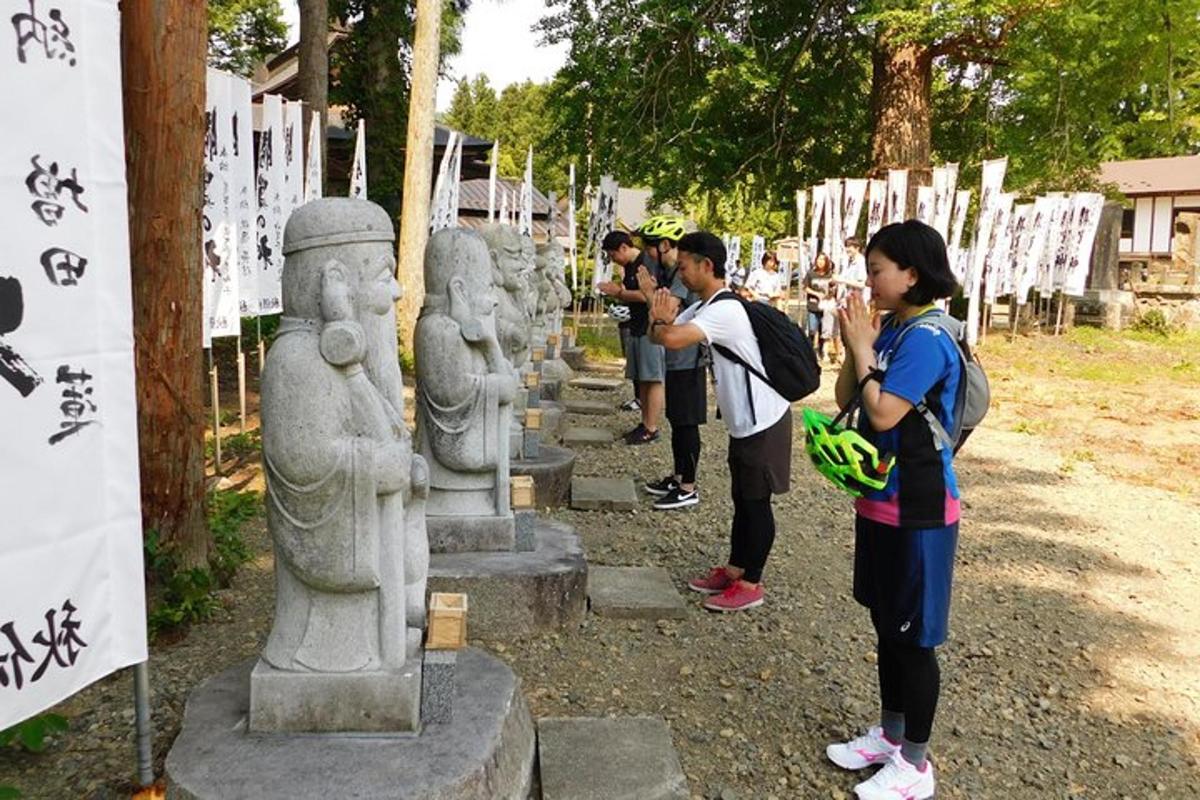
[879,325,955,407]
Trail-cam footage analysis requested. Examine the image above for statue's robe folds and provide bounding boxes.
[260,324,408,673]
[415,314,511,519]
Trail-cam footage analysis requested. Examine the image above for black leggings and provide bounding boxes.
[728,493,775,583]
[877,638,940,743]
[671,425,701,485]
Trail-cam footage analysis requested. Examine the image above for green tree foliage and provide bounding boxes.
[442,76,570,192]
[208,0,289,78]
[540,0,1199,234]
[331,0,469,216]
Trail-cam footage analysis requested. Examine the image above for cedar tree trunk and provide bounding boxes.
[869,30,933,189]
[120,1,209,569]
[298,0,329,189]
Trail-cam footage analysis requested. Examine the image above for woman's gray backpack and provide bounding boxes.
[886,311,990,454]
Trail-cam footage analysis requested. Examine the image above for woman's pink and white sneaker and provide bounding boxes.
[826,726,900,770]
[687,566,734,595]
[853,750,935,800]
[701,580,764,612]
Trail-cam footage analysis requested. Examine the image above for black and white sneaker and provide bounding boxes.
[644,475,679,497]
[622,423,646,443]
[619,398,642,412]
[653,487,699,510]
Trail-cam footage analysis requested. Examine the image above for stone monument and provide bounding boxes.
[165,200,535,800]
[421,226,587,635]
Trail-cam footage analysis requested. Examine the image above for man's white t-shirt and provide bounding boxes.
[744,268,782,303]
[676,289,791,439]
[840,253,872,304]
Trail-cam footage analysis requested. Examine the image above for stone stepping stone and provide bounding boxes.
[588,566,687,620]
[537,716,689,800]
[564,399,612,416]
[568,376,624,391]
[570,476,637,511]
[562,426,614,447]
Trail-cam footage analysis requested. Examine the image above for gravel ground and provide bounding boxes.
[4,343,1199,800]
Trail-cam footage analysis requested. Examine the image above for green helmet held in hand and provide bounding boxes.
[802,408,894,498]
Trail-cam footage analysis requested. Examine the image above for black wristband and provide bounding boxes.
[857,368,885,392]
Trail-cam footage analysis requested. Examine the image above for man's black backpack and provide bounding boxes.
[708,293,821,409]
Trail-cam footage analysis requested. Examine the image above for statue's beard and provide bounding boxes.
[357,309,403,414]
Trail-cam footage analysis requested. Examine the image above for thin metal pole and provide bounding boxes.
[133,661,154,786]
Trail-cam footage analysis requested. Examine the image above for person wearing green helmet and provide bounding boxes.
[635,215,706,510]
[824,220,963,800]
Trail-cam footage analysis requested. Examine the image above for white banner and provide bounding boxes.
[202,69,238,343]
[915,185,934,226]
[518,147,533,237]
[588,175,618,295]
[1016,197,1052,304]
[349,118,366,199]
[487,142,498,223]
[887,169,907,224]
[1,0,147,729]
[866,179,886,240]
[931,163,958,241]
[789,188,807,287]
[825,178,843,268]
[1063,192,1105,297]
[809,183,826,261]
[430,130,460,232]
[1038,194,1070,294]
[842,178,867,244]
[727,236,742,285]
[948,190,971,253]
[257,94,284,314]
[230,75,257,317]
[304,109,322,203]
[983,193,1014,303]
[283,100,303,221]
[750,235,766,274]
[965,156,1007,343]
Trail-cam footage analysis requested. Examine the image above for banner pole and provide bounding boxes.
[209,348,222,476]
[256,317,265,372]
[133,661,154,787]
[236,336,247,435]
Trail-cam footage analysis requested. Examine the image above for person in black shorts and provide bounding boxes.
[635,216,706,510]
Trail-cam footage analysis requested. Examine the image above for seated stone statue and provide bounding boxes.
[253,198,427,732]
[537,239,573,336]
[415,228,520,551]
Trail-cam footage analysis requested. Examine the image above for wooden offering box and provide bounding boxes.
[547,333,560,346]
[523,370,541,388]
[525,407,542,430]
[427,592,468,650]
[510,475,536,509]
[531,345,546,362]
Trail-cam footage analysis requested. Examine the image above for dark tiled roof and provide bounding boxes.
[459,178,554,215]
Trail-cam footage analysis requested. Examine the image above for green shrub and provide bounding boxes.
[207,490,258,587]
[0,714,68,753]
[1131,308,1174,336]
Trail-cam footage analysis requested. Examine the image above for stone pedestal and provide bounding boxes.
[249,659,421,733]
[428,519,588,638]
[509,444,576,508]
[540,400,565,439]
[560,346,586,371]
[166,648,535,800]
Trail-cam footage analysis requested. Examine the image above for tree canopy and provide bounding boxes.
[207,0,289,78]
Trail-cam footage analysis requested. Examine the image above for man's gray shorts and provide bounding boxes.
[624,334,665,382]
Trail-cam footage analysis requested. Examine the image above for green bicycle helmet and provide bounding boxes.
[638,215,689,243]
[802,408,895,498]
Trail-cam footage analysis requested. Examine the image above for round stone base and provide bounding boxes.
[541,357,574,384]
[165,648,535,800]
[428,519,587,638]
[510,444,575,508]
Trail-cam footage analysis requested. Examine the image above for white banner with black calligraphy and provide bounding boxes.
[429,130,459,233]
[842,178,867,245]
[727,236,742,286]
[809,183,826,262]
[256,94,284,314]
[915,185,934,226]
[865,179,886,240]
[0,0,147,728]
[230,75,257,317]
[349,118,366,200]
[588,175,618,295]
[518,147,533,238]
[886,169,907,224]
[750,235,765,275]
[1015,197,1051,304]
[1062,192,1104,297]
[825,178,843,268]
[304,110,322,203]
[948,189,971,282]
[283,99,303,222]
[202,68,238,343]
[931,163,958,242]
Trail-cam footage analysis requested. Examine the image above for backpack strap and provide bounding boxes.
[884,310,967,452]
[706,292,765,427]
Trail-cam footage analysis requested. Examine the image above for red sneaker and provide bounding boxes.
[687,566,734,595]
[702,580,764,612]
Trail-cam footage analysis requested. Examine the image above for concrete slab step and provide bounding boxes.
[537,716,689,800]
[568,376,624,391]
[588,566,687,620]
[562,426,614,447]
[564,399,612,416]
[570,476,638,511]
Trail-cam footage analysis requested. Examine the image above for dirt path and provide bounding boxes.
[3,332,1198,799]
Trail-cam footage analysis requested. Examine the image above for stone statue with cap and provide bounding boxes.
[251,197,427,733]
[415,227,520,551]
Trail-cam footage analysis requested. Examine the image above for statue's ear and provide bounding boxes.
[320,259,354,322]
[449,276,484,342]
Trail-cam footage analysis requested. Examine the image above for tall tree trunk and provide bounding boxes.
[121,1,209,569]
[395,0,441,352]
[298,0,329,191]
[869,31,933,189]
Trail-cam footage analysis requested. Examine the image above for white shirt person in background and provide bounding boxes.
[744,250,786,310]
[833,236,871,306]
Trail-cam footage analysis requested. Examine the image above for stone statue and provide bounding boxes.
[537,239,574,336]
[252,198,427,732]
[480,223,533,370]
[415,228,520,551]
